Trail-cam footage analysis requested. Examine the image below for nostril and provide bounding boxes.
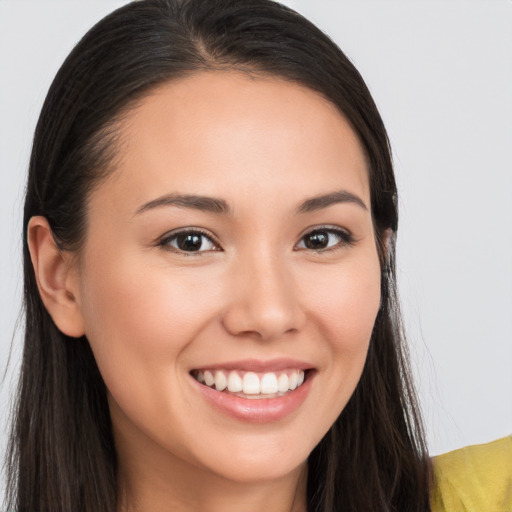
[220,303,305,341]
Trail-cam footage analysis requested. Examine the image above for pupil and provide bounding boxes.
[178,234,202,251]
[306,231,328,249]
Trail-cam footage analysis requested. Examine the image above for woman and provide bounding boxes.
[4,0,510,511]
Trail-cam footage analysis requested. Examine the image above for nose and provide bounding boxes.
[221,251,306,341]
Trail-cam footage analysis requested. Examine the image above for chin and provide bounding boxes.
[189,430,315,484]
[207,454,306,484]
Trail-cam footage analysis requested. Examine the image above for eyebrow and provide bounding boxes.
[296,190,368,214]
[135,189,367,216]
[135,193,230,215]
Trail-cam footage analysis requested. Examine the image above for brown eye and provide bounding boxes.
[296,228,354,251]
[176,233,204,251]
[303,231,329,249]
[161,230,219,253]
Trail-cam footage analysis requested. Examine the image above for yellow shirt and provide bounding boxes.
[431,436,512,512]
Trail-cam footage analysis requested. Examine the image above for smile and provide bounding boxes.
[191,369,306,399]
[190,360,315,422]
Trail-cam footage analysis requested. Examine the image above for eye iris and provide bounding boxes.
[305,231,328,249]
[177,233,203,251]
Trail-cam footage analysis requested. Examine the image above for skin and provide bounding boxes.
[28,71,382,512]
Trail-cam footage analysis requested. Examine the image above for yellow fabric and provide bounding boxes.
[431,436,512,512]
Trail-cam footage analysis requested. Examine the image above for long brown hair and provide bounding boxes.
[6,1,431,510]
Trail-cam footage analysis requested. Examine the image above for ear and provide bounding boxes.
[382,228,393,253]
[27,216,85,338]
[380,228,393,269]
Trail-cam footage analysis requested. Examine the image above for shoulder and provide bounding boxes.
[430,435,512,512]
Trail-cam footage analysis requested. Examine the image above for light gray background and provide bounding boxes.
[1,0,511,501]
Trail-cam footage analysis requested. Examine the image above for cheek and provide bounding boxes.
[300,250,381,403]
[284,250,381,443]
[303,257,381,347]
[76,252,219,402]
[81,250,216,336]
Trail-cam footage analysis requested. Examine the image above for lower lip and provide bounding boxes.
[191,372,314,423]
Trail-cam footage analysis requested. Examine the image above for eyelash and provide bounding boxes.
[157,225,355,255]
[295,225,355,252]
[158,228,220,255]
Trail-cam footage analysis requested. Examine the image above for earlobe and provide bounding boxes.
[27,216,85,338]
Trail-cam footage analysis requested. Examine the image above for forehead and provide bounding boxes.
[92,71,370,215]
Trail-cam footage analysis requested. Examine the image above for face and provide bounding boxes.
[73,72,381,486]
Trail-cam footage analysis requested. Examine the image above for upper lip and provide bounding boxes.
[191,358,314,373]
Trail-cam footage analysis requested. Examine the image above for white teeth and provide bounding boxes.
[195,369,306,396]
[214,370,227,391]
[278,373,289,392]
[242,372,261,394]
[204,370,214,387]
[227,371,243,392]
[260,373,279,394]
[289,372,298,390]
